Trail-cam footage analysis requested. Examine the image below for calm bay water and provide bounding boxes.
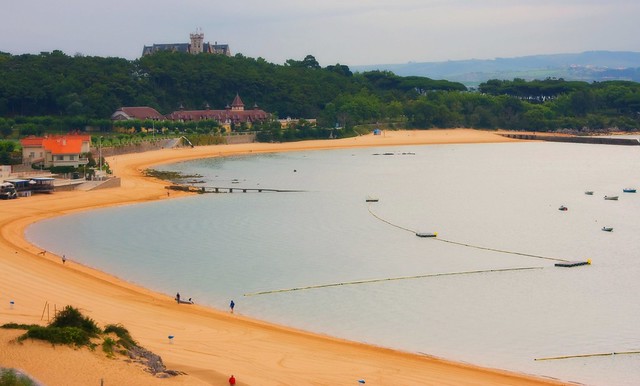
[27,141,640,386]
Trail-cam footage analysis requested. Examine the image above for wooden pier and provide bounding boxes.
[554,260,591,268]
[168,184,303,194]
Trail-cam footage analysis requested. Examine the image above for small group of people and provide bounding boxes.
[175,292,194,304]
[175,292,231,310]
[37,250,67,264]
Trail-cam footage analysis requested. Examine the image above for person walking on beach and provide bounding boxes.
[228,374,236,385]
[62,255,66,264]
[176,293,181,304]
[229,300,235,313]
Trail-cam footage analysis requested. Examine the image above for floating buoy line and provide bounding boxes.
[245,201,586,298]
[535,350,640,361]
[244,266,543,297]
[367,204,573,263]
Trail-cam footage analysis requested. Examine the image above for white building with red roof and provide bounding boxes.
[20,135,91,168]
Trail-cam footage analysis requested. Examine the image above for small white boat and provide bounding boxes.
[604,195,619,200]
[415,232,437,238]
[558,205,568,211]
[584,191,594,195]
[602,227,613,232]
[365,197,379,202]
[623,188,636,193]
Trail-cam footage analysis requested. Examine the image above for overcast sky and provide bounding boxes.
[3,1,639,66]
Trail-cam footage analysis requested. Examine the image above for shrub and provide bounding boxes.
[102,337,116,357]
[19,326,90,347]
[49,306,101,336]
[0,323,38,330]
[104,324,137,349]
[0,368,36,386]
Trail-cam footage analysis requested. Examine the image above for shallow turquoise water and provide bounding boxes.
[27,142,640,386]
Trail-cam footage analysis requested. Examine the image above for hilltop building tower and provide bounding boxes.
[142,30,231,57]
[189,29,204,54]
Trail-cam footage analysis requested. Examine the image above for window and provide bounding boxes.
[56,155,64,161]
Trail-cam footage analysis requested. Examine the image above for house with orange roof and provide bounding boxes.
[20,135,91,168]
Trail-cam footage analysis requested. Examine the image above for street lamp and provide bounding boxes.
[98,136,103,177]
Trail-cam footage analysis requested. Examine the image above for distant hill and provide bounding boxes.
[351,51,640,87]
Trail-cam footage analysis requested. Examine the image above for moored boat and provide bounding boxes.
[558,205,568,211]
[604,195,619,200]
[602,227,613,232]
[623,188,636,193]
[584,191,594,195]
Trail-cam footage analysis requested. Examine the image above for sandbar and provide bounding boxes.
[0,129,568,385]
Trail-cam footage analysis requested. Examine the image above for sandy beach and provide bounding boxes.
[0,129,569,385]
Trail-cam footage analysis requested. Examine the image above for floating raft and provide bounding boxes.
[554,260,591,268]
[416,232,437,238]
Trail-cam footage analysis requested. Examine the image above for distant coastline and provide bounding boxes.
[352,50,640,86]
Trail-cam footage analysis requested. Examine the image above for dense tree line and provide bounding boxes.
[1,50,640,139]
[0,51,461,124]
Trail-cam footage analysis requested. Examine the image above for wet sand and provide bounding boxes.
[0,129,568,385]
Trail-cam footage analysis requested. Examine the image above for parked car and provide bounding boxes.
[0,182,17,199]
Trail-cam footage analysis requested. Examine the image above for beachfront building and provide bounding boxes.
[142,30,231,57]
[278,117,318,128]
[110,107,164,121]
[165,94,269,131]
[20,135,91,169]
[113,94,270,132]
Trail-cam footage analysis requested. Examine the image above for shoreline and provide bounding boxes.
[0,129,569,385]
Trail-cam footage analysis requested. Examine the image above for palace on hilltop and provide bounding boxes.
[142,29,231,57]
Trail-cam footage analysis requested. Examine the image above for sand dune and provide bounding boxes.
[0,129,568,385]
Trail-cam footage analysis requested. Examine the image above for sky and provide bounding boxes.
[2,0,640,66]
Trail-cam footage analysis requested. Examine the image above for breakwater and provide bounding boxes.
[500,133,640,146]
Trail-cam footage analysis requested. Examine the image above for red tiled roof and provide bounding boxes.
[20,137,44,147]
[21,135,90,154]
[231,94,244,108]
[42,138,84,155]
[117,107,164,120]
[165,109,268,123]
